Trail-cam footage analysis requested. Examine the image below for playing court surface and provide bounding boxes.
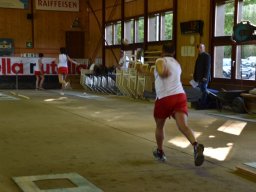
[0,89,255,192]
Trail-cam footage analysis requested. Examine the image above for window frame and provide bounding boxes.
[104,9,174,48]
[211,0,256,87]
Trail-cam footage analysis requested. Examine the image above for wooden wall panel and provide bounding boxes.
[0,0,89,57]
[88,10,103,60]
[176,0,210,85]
[34,11,77,48]
[105,0,121,21]
[124,0,144,18]
[106,4,121,21]
[148,0,173,12]
[0,9,31,54]
[88,0,102,11]
[105,48,120,68]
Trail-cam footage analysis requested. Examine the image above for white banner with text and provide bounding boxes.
[35,0,79,12]
[0,57,86,75]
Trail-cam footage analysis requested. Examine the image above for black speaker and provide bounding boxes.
[180,20,204,36]
[27,13,33,20]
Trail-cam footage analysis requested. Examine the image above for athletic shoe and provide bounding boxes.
[64,82,70,89]
[153,149,167,162]
[194,143,204,166]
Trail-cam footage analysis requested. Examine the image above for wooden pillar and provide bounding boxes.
[121,0,125,50]
[144,0,148,50]
[102,0,106,66]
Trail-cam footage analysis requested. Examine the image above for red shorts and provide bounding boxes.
[58,67,68,74]
[35,71,44,75]
[154,93,188,119]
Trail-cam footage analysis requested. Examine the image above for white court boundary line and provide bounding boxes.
[9,91,30,100]
[0,92,19,100]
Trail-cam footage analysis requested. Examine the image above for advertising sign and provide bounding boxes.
[0,0,29,9]
[35,0,79,12]
[0,57,86,75]
[0,39,14,56]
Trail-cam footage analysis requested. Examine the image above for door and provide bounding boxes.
[65,31,85,58]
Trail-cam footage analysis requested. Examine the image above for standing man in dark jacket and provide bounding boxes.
[193,43,211,108]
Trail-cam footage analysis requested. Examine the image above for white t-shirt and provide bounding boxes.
[35,58,43,72]
[58,54,68,68]
[154,57,184,99]
[119,55,129,69]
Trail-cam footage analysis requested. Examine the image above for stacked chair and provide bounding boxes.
[136,64,155,98]
[115,62,155,99]
[126,62,142,97]
[80,61,156,99]
[80,67,116,94]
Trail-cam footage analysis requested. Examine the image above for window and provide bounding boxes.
[105,21,122,46]
[214,45,232,79]
[124,19,134,44]
[238,0,256,23]
[148,11,173,42]
[160,11,173,40]
[105,11,174,46]
[114,21,121,45]
[135,17,144,43]
[236,45,256,80]
[105,24,113,45]
[148,14,159,42]
[215,1,234,36]
[212,0,256,84]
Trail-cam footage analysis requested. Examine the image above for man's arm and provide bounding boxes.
[155,58,170,78]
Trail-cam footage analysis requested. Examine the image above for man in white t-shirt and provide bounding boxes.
[153,43,204,167]
[118,50,129,69]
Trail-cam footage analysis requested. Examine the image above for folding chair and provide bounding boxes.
[80,69,94,91]
[127,62,142,97]
[136,63,149,98]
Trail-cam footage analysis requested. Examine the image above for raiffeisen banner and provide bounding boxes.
[0,57,86,75]
[35,0,79,12]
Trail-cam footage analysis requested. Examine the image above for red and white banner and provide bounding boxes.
[35,0,79,12]
[0,57,86,75]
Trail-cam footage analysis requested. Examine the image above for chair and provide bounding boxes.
[119,68,131,96]
[118,61,136,96]
[136,63,149,98]
[127,62,142,97]
[115,68,127,95]
[80,69,94,91]
[144,65,155,92]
